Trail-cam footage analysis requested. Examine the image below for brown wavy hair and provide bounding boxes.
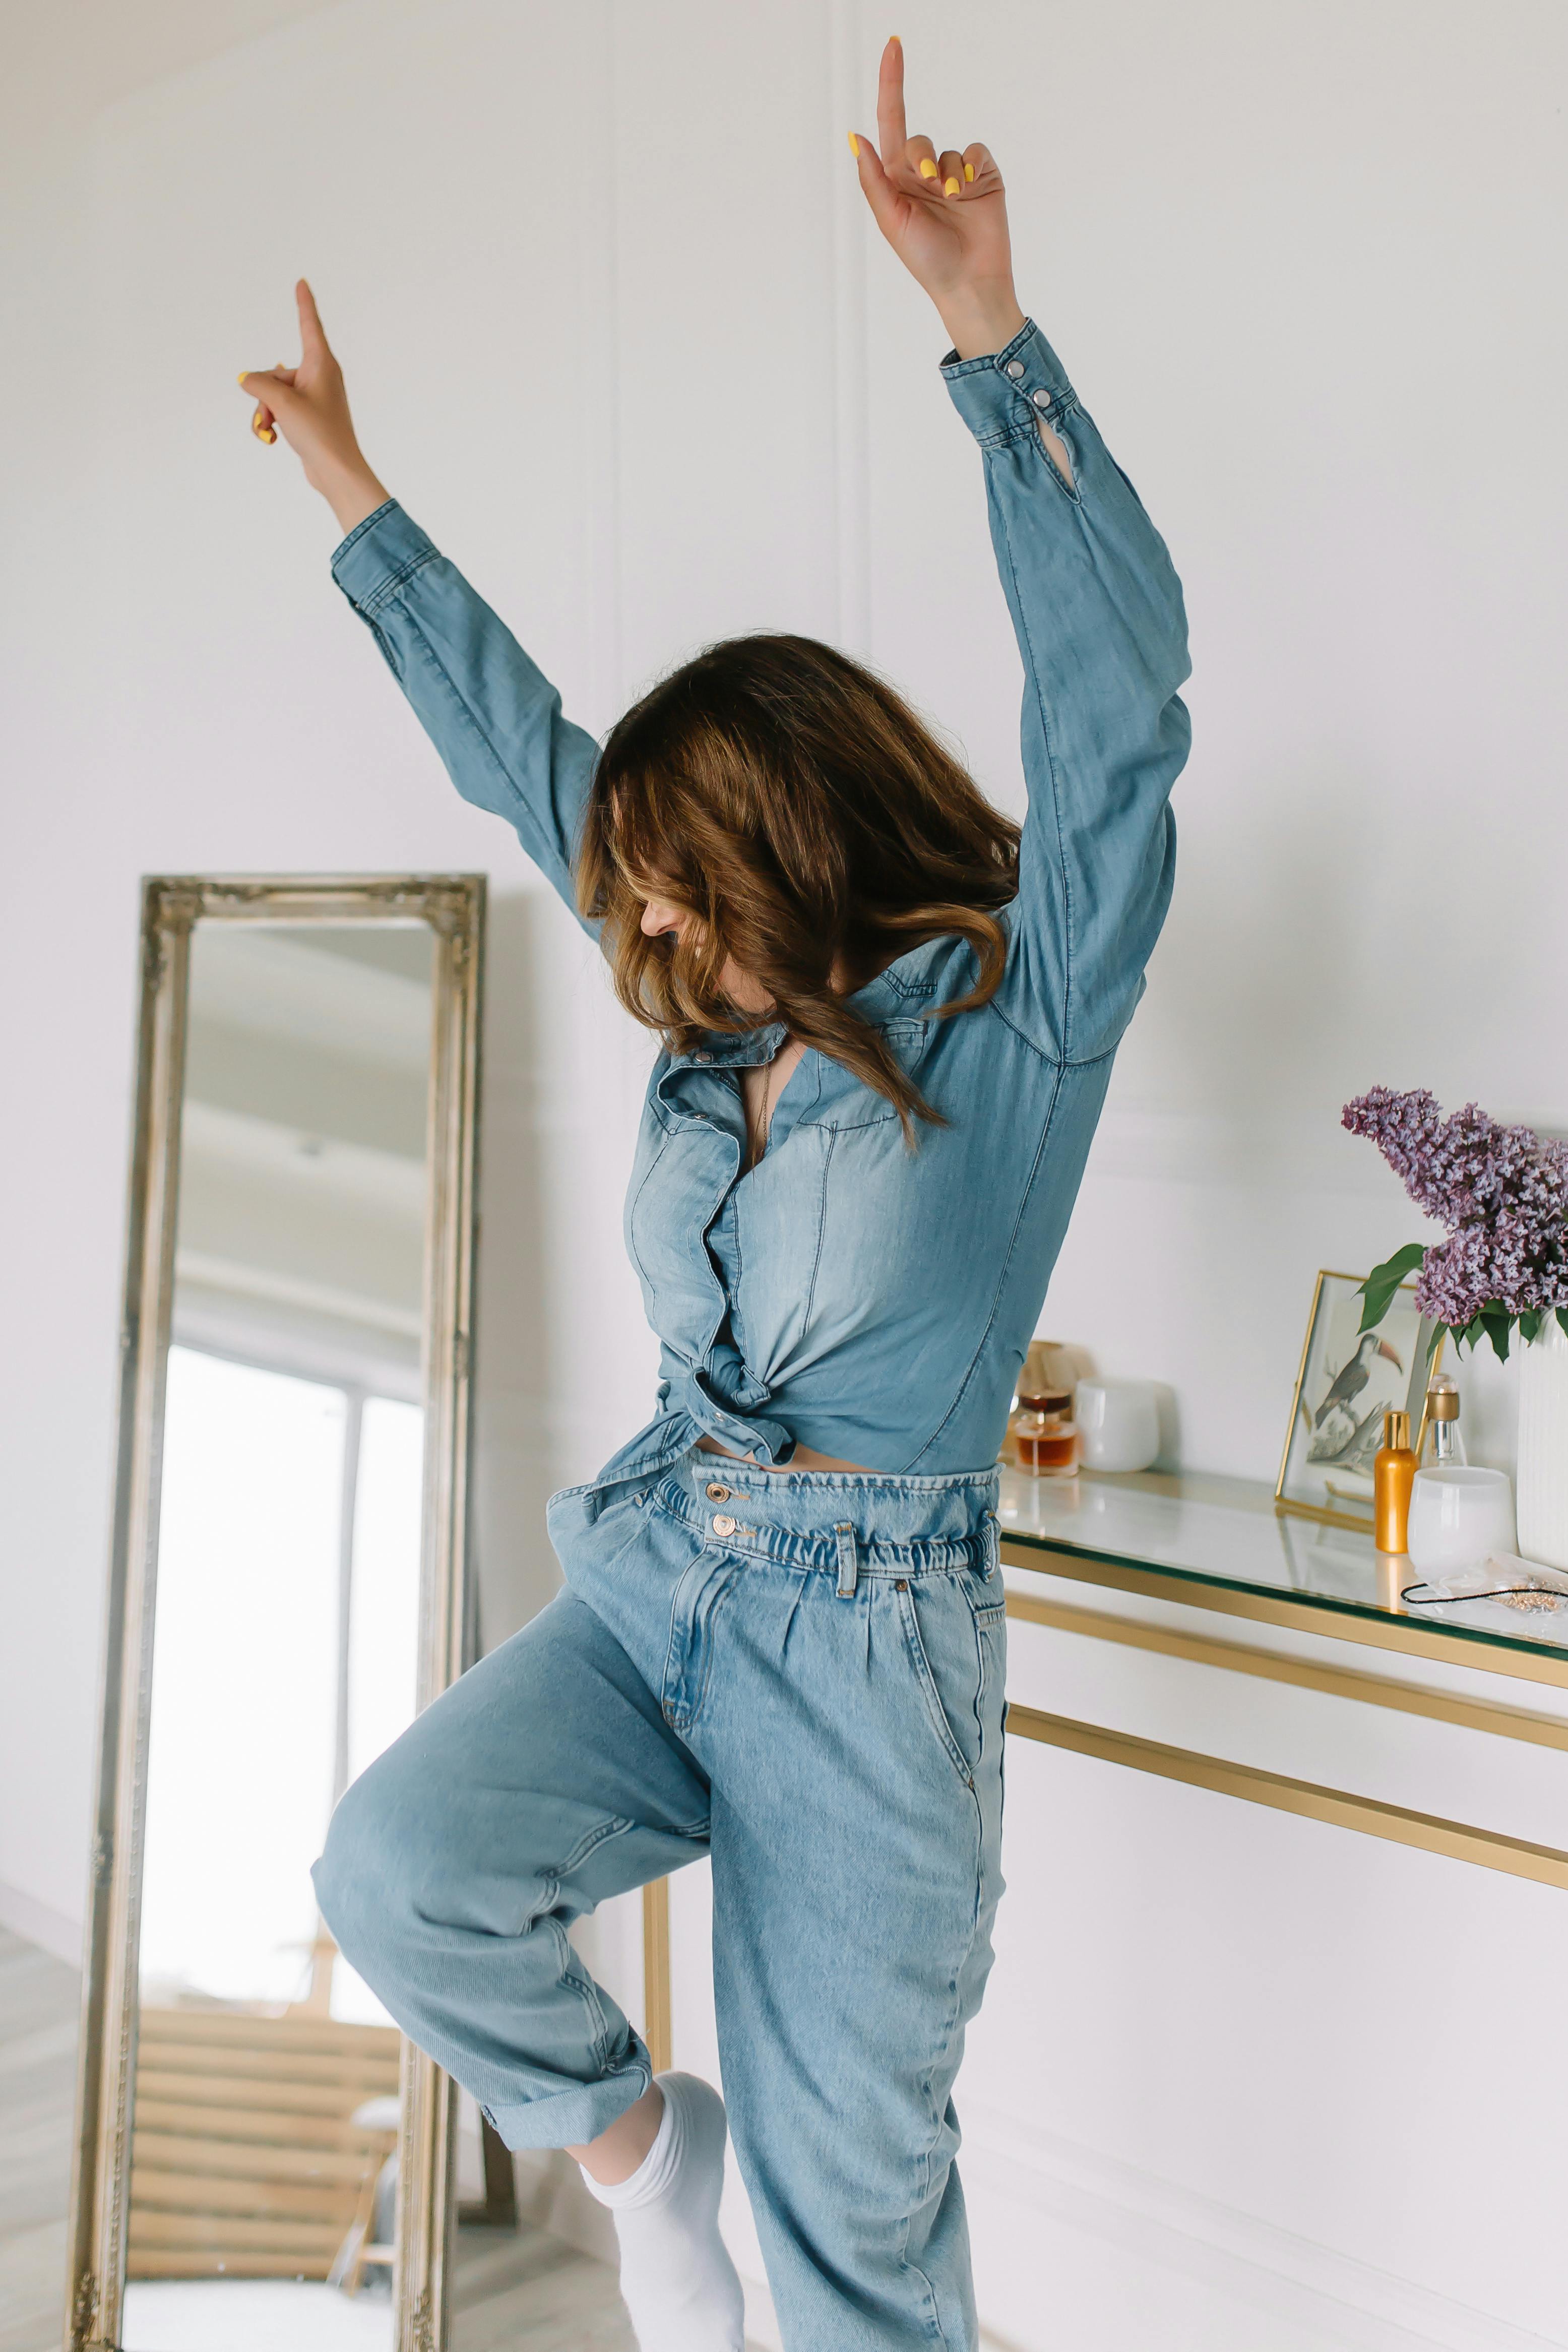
[575,634,1021,1136]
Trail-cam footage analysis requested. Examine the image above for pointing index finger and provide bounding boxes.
[876,35,907,164]
[295,278,331,360]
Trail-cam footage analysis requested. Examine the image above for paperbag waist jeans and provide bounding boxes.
[314,1453,1007,2351]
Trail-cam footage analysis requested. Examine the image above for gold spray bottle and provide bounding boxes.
[1374,1409,1417,1554]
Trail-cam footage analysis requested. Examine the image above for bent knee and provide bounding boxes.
[312,1746,427,1959]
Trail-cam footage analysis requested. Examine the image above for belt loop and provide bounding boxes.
[834,1522,859,1600]
[983,1510,1000,1577]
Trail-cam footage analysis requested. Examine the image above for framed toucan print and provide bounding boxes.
[1276,1269,1444,1532]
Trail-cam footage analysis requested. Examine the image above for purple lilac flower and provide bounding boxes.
[1343,1088,1568,1328]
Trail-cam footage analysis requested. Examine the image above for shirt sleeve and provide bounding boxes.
[943,322,1190,1065]
[331,501,600,933]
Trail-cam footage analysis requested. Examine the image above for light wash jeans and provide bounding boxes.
[314,1452,1007,2350]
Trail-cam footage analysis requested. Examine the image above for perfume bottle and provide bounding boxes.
[1418,1372,1467,1469]
[1011,1345,1080,1479]
[1374,1409,1416,1554]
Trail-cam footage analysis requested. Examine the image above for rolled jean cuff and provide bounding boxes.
[482,2042,653,2151]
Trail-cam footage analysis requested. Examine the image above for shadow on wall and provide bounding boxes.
[466,885,662,1657]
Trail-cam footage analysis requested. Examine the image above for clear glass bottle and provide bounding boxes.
[1418,1372,1467,1468]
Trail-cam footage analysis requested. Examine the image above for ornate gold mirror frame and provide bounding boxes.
[65,875,484,2352]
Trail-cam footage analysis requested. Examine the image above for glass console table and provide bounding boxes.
[996,1464,1568,1890]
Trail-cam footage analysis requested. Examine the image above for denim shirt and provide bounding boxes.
[331,321,1190,1486]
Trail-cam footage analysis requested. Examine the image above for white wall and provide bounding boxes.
[4,4,1567,2346]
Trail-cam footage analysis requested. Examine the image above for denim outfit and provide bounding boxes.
[314,322,1189,2349]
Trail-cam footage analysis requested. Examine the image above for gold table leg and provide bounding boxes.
[642,1879,673,2074]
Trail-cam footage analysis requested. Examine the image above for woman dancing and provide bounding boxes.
[241,39,1188,2352]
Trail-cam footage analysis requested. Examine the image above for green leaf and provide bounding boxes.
[1520,1309,1544,1346]
[1357,1243,1428,1335]
[1480,1308,1512,1365]
[1424,1322,1448,1368]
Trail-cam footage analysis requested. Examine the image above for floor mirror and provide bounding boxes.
[65,876,483,2352]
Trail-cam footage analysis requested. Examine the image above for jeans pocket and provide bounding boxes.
[968,1596,1008,1771]
[895,1579,980,1790]
[662,1553,741,1735]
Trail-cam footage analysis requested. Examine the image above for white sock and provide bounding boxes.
[581,2071,745,2352]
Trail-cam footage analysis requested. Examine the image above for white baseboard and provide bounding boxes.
[0,1875,82,1968]
[960,2101,1564,2352]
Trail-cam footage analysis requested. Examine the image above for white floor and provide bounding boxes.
[123,2278,395,2350]
[0,1925,635,2352]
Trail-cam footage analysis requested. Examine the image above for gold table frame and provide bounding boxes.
[997,1482,1568,1892]
[640,1481,1568,2051]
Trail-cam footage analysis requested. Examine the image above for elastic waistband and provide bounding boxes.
[651,1450,1000,1578]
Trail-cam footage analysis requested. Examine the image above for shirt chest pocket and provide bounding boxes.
[809,1019,931,1129]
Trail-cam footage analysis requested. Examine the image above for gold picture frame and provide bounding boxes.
[1276,1268,1445,1533]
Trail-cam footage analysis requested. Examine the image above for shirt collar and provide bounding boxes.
[665,1022,787,1075]
[663,934,952,1071]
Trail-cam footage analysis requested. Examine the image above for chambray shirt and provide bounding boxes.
[332,321,1190,1485]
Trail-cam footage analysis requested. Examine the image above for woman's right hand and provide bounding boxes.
[238,281,390,536]
[849,39,1026,362]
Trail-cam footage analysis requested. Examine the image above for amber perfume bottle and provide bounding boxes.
[1011,1342,1080,1479]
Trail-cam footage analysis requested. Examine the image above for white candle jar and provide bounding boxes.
[1406,1466,1517,1587]
[1076,1380,1161,1474]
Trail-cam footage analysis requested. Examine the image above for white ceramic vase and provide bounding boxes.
[1516,1315,1568,1572]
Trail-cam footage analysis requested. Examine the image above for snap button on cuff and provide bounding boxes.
[1006,359,1025,380]
[1032,388,1052,409]
[712,1514,736,1537]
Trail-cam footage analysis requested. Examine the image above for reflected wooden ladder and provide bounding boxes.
[128,2006,400,2282]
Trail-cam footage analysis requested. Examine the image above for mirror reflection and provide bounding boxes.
[126,921,432,2351]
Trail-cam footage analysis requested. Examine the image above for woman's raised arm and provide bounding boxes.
[238,284,599,927]
[851,41,1190,1067]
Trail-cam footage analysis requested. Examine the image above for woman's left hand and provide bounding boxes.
[850,37,1026,361]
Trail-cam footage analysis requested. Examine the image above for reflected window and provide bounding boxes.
[140,1346,423,2020]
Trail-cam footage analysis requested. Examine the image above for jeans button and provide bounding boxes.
[705,1482,731,1502]
[712,1514,736,1538]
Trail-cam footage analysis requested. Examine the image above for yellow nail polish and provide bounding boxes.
[257,425,276,444]
[237,372,249,387]
[918,157,937,179]
[848,132,859,157]
[944,176,960,196]
[964,162,975,181]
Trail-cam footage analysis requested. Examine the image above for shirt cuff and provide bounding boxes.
[329,500,438,614]
[940,319,1076,446]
